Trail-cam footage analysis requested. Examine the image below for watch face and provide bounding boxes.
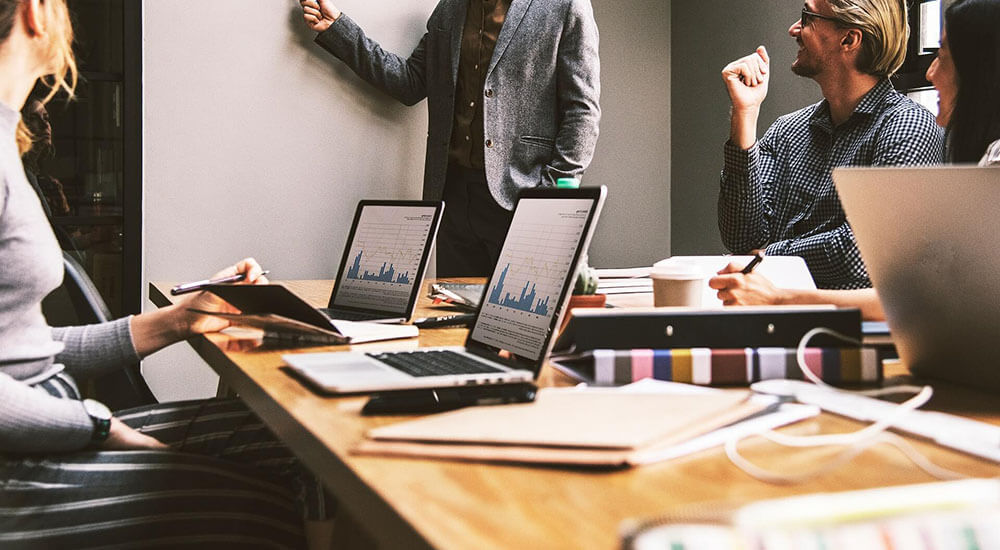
[83,399,113,443]
[83,399,112,421]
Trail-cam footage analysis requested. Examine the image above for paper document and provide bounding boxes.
[354,388,784,467]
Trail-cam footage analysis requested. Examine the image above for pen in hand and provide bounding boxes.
[170,270,270,296]
[740,252,764,275]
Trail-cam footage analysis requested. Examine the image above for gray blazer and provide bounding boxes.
[315,0,601,210]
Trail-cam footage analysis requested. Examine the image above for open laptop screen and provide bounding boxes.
[469,193,601,362]
[331,203,441,315]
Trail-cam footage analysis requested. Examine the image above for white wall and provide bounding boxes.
[141,0,671,400]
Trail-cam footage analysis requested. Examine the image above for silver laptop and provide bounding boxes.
[834,166,1000,390]
[283,186,607,393]
[321,200,444,323]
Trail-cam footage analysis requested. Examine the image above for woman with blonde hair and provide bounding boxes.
[0,1,331,546]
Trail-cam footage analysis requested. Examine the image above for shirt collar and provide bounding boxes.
[810,78,894,129]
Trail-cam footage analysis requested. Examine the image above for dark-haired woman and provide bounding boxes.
[926,0,1000,166]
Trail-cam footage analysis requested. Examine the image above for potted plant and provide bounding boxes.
[562,256,606,331]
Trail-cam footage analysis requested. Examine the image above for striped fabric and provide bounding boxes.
[588,347,881,386]
[1,394,333,549]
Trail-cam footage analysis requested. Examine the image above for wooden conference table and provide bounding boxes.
[149,279,1000,550]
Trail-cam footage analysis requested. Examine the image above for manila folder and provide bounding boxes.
[355,389,763,467]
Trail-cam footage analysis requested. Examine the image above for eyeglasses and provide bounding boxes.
[800,7,843,27]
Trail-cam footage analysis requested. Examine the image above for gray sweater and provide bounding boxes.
[0,101,139,454]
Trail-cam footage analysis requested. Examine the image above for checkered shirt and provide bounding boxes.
[719,79,944,289]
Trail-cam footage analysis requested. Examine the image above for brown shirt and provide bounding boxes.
[448,0,512,170]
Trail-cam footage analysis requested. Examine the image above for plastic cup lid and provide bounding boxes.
[650,260,707,280]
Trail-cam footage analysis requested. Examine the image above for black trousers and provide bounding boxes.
[437,164,513,277]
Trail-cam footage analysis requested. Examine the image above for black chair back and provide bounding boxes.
[43,252,157,409]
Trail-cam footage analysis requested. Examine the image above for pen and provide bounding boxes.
[170,270,270,296]
[411,313,476,328]
[740,252,765,275]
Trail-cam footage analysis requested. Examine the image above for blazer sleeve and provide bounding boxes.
[545,0,601,184]
[314,13,429,107]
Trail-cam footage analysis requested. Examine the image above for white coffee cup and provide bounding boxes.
[649,260,706,307]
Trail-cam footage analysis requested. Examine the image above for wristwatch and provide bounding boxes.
[82,399,112,443]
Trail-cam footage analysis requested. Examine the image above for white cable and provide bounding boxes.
[725,431,966,485]
[723,326,968,483]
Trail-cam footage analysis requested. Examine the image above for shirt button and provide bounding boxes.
[465,135,471,141]
[485,89,494,98]
[474,64,479,70]
[485,139,494,148]
[469,101,475,108]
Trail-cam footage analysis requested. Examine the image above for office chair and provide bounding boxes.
[43,251,157,409]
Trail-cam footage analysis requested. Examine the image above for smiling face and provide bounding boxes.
[925,30,958,127]
[789,0,843,78]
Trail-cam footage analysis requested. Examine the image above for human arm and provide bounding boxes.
[722,46,770,150]
[310,6,428,106]
[300,0,341,32]
[129,258,269,357]
[53,258,268,376]
[0,371,167,452]
[544,0,602,184]
[709,262,885,321]
[0,372,95,452]
[718,119,784,254]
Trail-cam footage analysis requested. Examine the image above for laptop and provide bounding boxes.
[321,200,444,323]
[283,186,607,393]
[833,166,1000,391]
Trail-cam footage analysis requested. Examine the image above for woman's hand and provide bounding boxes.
[173,258,270,337]
[708,261,785,306]
[101,417,168,450]
[130,258,270,358]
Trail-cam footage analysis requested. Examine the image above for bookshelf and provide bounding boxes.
[35,0,142,317]
[895,0,943,114]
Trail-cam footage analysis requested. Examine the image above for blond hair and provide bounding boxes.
[828,0,910,77]
[2,0,78,154]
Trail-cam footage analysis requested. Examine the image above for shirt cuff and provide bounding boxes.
[722,140,758,187]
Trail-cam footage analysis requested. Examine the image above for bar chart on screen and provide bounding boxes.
[334,205,436,311]
[472,197,595,358]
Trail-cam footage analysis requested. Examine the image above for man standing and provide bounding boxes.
[300,0,601,276]
[719,0,943,289]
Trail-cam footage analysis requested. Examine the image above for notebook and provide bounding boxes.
[282,186,607,393]
[321,200,444,323]
[833,166,1000,391]
[354,388,772,467]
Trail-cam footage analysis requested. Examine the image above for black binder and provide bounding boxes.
[552,307,862,354]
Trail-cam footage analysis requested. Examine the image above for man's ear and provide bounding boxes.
[20,0,46,38]
[841,28,863,52]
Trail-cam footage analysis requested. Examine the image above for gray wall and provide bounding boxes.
[670,1,822,254]
[586,0,671,268]
[140,0,671,401]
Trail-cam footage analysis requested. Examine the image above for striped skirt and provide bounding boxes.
[1,374,333,549]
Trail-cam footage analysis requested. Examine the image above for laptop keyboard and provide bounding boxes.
[367,350,503,377]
